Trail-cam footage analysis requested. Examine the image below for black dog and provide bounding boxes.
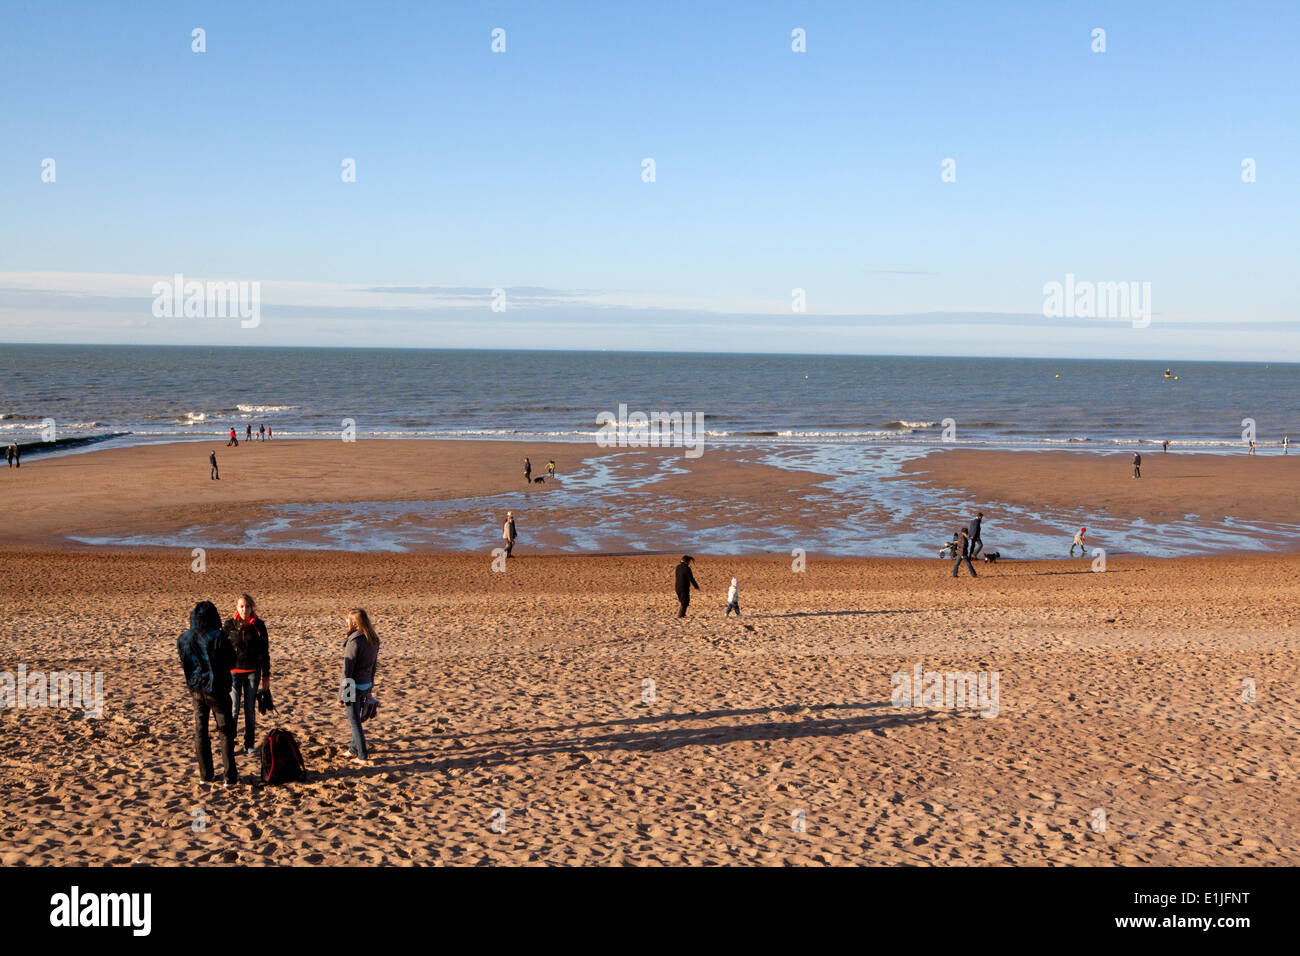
[982,551,1001,563]
[532,476,546,484]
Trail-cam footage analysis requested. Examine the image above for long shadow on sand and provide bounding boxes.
[751,609,926,619]
[328,703,941,780]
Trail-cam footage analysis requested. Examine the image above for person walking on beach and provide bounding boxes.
[502,511,517,558]
[951,528,977,578]
[1132,452,1141,478]
[1248,439,1256,455]
[675,555,700,617]
[267,427,273,439]
[340,608,380,766]
[546,459,556,477]
[1070,526,1087,557]
[177,600,238,785]
[259,423,266,442]
[968,511,984,558]
[523,457,532,483]
[246,424,252,442]
[228,427,238,447]
[1162,440,1169,453]
[725,577,741,617]
[1285,435,1290,456]
[6,442,14,468]
[223,594,271,755]
[209,450,219,480]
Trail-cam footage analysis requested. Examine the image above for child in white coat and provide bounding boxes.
[725,578,740,617]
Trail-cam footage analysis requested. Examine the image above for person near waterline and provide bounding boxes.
[1162,439,1169,453]
[223,594,271,755]
[968,511,984,558]
[1248,439,1256,455]
[340,608,381,765]
[6,442,15,467]
[1285,435,1291,456]
[210,450,219,480]
[725,577,741,617]
[523,457,532,483]
[675,555,700,617]
[1132,452,1141,478]
[246,424,252,441]
[1070,526,1088,556]
[177,600,238,785]
[259,423,266,441]
[951,528,977,578]
[228,427,238,447]
[546,459,556,477]
[503,510,517,558]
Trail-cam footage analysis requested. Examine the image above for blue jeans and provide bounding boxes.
[347,697,368,759]
[952,556,976,577]
[229,671,259,750]
[725,600,740,616]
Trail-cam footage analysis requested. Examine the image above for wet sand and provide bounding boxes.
[1,548,1297,866]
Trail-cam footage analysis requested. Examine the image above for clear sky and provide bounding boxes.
[1,0,1296,359]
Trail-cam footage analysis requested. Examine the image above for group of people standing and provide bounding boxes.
[176,596,381,784]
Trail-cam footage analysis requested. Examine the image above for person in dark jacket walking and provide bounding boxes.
[523,456,532,483]
[340,608,380,765]
[674,555,700,617]
[223,594,271,754]
[951,528,977,578]
[967,511,984,558]
[9,442,20,468]
[1133,452,1141,477]
[209,450,219,480]
[177,601,238,784]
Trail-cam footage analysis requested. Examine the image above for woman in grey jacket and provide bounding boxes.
[340,608,380,765]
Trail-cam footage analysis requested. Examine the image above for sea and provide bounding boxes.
[2,345,1297,452]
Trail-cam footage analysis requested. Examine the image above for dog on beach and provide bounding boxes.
[982,551,1001,563]
[532,476,546,484]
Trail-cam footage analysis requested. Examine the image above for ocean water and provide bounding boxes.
[2,345,1298,452]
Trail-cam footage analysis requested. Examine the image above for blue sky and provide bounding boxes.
[1,0,1296,359]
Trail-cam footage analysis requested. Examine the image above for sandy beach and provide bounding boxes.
[2,545,1298,866]
[2,440,1298,866]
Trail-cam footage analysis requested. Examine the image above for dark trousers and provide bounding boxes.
[1134,465,1141,477]
[952,556,976,577]
[230,671,259,749]
[676,591,690,617]
[504,537,515,557]
[210,464,219,479]
[969,537,983,558]
[725,600,740,617]
[191,689,237,783]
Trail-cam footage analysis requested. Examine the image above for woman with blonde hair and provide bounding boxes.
[340,608,380,765]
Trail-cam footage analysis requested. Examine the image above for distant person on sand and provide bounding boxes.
[246,424,252,441]
[547,459,556,477]
[223,594,272,755]
[951,528,977,578]
[523,457,532,483]
[1132,452,1141,478]
[1284,435,1290,456]
[1248,439,1256,456]
[725,577,741,617]
[228,427,238,447]
[267,427,273,439]
[259,423,266,442]
[6,442,15,467]
[177,600,238,785]
[1070,527,1087,556]
[675,555,700,617]
[1162,440,1169,453]
[968,511,984,558]
[502,511,517,558]
[340,608,380,766]
[9,441,20,468]
[210,450,219,480]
